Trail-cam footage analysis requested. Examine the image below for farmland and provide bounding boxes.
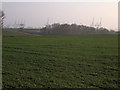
[2,30,118,88]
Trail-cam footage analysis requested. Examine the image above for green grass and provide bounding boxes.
[2,28,40,36]
[2,34,118,88]
[2,29,24,36]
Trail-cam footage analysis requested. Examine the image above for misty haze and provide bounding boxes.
[1,2,119,88]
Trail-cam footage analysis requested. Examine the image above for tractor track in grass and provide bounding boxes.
[3,46,118,60]
[3,48,77,61]
[3,49,59,58]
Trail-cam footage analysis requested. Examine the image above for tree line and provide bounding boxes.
[40,23,116,35]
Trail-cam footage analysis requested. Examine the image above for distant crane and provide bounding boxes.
[90,18,94,27]
[46,19,50,28]
[99,18,102,28]
[18,19,25,29]
[90,18,102,29]
[13,20,18,28]
[12,19,25,29]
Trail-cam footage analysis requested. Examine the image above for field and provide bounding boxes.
[2,30,118,88]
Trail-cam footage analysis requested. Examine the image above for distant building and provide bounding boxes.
[19,24,25,29]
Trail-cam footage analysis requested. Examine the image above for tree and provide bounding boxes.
[0,10,5,29]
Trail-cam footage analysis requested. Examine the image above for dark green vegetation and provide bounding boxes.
[41,23,117,35]
[2,30,118,88]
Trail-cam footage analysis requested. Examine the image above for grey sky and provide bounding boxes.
[3,2,118,30]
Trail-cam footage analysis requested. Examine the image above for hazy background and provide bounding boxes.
[2,2,118,30]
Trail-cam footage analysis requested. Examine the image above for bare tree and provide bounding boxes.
[0,10,5,29]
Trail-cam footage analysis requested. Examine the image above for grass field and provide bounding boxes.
[2,32,118,88]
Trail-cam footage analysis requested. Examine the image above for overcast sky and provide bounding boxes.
[2,2,118,30]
